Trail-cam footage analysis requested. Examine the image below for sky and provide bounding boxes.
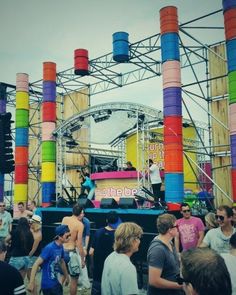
[0,0,224,122]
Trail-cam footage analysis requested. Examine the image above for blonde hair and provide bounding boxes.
[205,212,218,229]
[114,222,143,254]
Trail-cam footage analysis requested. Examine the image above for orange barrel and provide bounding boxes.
[42,102,56,122]
[232,168,236,201]
[14,165,28,184]
[16,73,29,92]
[165,143,183,152]
[14,184,28,202]
[16,91,29,110]
[42,122,56,141]
[15,147,28,165]
[162,60,181,88]
[224,8,236,40]
[160,6,178,34]
[164,149,183,172]
[43,62,56,81]
[74,49,89,75]
[164,116,182,135]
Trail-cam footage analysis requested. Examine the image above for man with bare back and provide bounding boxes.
[61,204,86,295]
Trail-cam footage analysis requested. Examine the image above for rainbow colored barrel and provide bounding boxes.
[223,0,236,201]
[160,6,184,203]
[14,73,29,203]
[42,62,57,206]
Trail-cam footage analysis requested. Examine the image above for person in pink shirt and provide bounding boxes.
[175,203,205,253]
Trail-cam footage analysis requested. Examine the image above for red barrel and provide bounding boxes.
[164,135,182,144]
[15,165,28,184]
[164,116,182,135]
[74,49,89,75]
[42,102,56,122]
[15,147,28,165]
[164,150,183,172]
[224,8,236,40]
[160,6,178,34]
[43,62,56,81]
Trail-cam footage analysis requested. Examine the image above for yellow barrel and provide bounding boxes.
[41,162,56,182]
[14,184,28,202]
[16,91,29,110]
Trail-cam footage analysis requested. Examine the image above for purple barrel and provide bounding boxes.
[164,105,182,116]
[43,81,56,102]
[0,100,6,113]
[163,87,182,106]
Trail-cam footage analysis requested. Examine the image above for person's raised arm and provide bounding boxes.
[27,257,43,292]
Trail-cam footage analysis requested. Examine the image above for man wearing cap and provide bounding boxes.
[89,211,122,295]
[28,224,70,295]
[124,161,136,171]
[0,201,12,242]
[61,204,86,295]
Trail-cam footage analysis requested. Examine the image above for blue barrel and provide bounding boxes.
[223,0,236,12]
[164,105,182,116]
[0,173,4,184]
[42,182,56,203]
[161,33,180,62]
[43,81,56,102]
[165,173,184,202]
[0,184,3,201]
[15,128,29,146]
[113,32,130,62]
[226,39,236,72]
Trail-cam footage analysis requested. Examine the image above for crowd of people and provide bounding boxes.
[0,200,236,295]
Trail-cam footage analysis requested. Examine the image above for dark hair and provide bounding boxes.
[148,159,153,164]
[15,217,33,253]
[217,205,233,218]
[230,232,236,249]
[18,202,24,207]
[0,240,7,253]
[72,204,84,216]
[156,213,176,234]
[180,202,190,210]
[181,248,232,295]
[106,211,119,224]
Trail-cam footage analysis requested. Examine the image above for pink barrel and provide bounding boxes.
[230,103,236,134]
[162,60,181,88]
[42,122,56,141]
[16,73,29,92]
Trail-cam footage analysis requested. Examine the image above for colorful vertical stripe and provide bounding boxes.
[42,62,57,207]
[160,6,184,202]
[223,0,236,201]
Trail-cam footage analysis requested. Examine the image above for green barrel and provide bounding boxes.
[42,141,56,162]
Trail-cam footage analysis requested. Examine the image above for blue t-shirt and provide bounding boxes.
[82,177,95,189]
[40,241,64,290]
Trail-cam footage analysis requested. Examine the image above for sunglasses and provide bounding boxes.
[0,205,5,207]
[182,209,191,213]
[171,225,178,229]
[215,215,225,221]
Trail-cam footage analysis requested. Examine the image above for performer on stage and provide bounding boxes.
[124,161,136,171]
[78,169,96,201]
[147,159,162,203]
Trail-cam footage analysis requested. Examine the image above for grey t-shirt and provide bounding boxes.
[147,238,183,295]
[203,227,236,254]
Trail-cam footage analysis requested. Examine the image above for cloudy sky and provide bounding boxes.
[0,0,224,120]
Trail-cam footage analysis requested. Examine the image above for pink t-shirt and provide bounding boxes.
[176,216,205,250]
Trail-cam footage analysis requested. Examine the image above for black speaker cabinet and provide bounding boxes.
[100,198,119,209]
[77,198,95,208]
[119,197,137,209]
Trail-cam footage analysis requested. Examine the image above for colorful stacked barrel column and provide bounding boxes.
[0,84,7,201]
[14,73,29,205]
[223,0,236,201]
[41,62,57,207]
[160,6,184,203]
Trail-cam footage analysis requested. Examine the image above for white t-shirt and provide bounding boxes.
[221,253,236,295]
[101,251,138,295]
[149,164,161,184]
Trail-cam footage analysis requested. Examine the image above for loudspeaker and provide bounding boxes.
[77,198,95,208]
[100,198,119,209]
[119,197,137,209]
